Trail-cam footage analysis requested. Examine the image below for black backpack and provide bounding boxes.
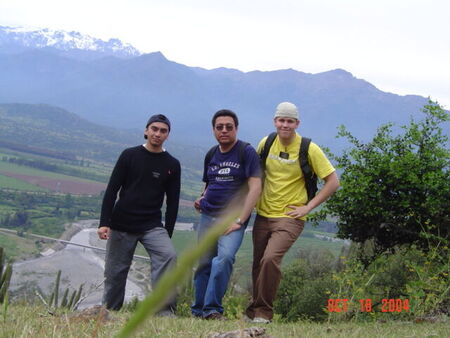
[203,141,250,181]
[259,132,318,202]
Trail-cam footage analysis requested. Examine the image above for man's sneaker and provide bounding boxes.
[242,314,253,322]
[205,312,227,321]
[252,317,271,324]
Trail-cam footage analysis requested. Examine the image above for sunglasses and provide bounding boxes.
[215,124,234,131]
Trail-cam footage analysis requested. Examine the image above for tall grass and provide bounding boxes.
[1,304,449,338]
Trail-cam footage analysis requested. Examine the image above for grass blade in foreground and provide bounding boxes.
[116,211,238,338]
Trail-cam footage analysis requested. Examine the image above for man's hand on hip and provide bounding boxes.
[286,205,312,218]
[223,223,241,236]
[97,226,111,240]
[194,196,203,213]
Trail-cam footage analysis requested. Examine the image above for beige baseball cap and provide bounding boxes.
[274,102,299,120]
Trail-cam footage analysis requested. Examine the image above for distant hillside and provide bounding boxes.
[0,103,205,169]
[0,27,435,154]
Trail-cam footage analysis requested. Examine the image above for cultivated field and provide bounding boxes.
[0,173,48,191]
[0,171,106,194]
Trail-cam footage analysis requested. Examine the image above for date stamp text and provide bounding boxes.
[327,299,410,313]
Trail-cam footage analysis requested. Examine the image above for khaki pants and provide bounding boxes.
[246,215,304,320]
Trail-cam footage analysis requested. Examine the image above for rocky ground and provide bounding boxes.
[10,220,146,309]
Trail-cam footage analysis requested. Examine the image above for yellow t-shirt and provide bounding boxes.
[256,133,335,219]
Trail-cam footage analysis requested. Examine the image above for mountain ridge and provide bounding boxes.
[0,25,436,153]
[0,25,141,59]
[0,103,205,169]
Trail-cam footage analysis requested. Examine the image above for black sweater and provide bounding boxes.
[99,145,181,237]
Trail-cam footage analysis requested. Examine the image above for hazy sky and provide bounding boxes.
[1,0,449,107]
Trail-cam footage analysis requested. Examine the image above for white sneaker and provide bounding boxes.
[252,317,270,324]
[242,314,253,322]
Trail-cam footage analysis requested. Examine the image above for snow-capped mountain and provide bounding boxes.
[0,26,141,59]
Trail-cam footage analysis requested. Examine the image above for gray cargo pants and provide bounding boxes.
[102,227,177,311]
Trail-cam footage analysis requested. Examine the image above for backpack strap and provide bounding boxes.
[203,145,219,185]
[238,141,250,165]
[299,137,318,202]
[260,132,277,172]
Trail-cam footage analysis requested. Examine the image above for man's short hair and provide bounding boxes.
[211,109,239,127]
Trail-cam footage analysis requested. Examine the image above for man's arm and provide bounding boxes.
[97,151,128,240]
[224,176,262,235]
[286,171,339,218]
[194,184,208,213]
[195,150,211,213]
[164,161,181,238]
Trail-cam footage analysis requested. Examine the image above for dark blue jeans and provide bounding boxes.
[191,213,247,317]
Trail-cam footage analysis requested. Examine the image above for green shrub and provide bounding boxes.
[275,248,336,321]
[315,101,450,257]
[222,291,248,320]
[404,244,449,317]
[328,244,449,321]
[174,275,194,318]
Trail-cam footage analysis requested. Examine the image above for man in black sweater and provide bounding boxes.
[98,114,181,315]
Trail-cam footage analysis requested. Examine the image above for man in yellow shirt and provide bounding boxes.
[245,102,340,323]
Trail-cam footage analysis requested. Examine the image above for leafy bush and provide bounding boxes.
[315,101,449,258]
[274,243,449,322]
[275,248,336,321]
[404,244,449,317]
[328,243,449,321]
